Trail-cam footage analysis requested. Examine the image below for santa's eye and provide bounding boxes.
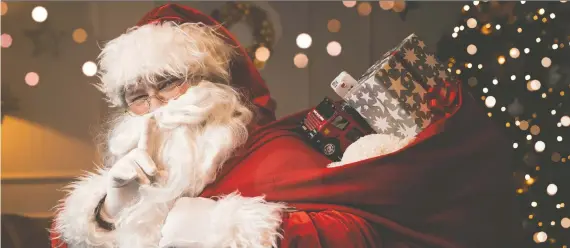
[158,81,177,91]
[127,94,148,104]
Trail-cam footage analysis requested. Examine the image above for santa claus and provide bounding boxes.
[51,3,525,248]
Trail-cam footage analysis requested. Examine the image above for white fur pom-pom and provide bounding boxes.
[327,134,414,168]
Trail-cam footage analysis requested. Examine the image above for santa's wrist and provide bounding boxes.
[94,195,116,231]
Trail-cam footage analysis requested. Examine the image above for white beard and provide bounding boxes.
[103,81,253,248]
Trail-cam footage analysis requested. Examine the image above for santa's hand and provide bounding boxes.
[102,117,158,220]
[159,193,286,248]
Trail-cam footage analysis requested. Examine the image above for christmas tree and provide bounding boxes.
[436,1,570,246]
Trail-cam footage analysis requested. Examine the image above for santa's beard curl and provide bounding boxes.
[100,80,253,247]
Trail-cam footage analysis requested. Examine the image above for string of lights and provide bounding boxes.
[437,1,570,246]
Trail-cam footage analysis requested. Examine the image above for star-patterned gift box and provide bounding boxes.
[342,33,459,139]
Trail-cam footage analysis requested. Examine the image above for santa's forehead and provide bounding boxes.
[96,21,234,107]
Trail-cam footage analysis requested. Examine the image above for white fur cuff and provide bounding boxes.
[210,192,287,248]
[53,168,117,248]
[159,193,286,248]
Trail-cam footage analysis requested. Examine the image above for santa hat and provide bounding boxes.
[97,4,276,121]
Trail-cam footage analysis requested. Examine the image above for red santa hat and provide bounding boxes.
[97,3,276,122]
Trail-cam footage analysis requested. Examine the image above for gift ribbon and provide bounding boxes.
[427,79,460,118]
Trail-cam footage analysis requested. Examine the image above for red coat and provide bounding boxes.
[198,88,525,248]
[51,88,524,248]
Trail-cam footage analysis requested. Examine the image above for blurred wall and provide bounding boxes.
[1,1,462,217]
[1,1,156,217]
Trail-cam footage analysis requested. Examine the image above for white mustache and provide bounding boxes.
[153,80,241,129]
[108,81,242,156]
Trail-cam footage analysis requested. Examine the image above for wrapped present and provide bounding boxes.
[331,71,359,98]
[338,33,460,139]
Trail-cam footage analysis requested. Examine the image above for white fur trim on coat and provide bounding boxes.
[159,192,287,248]
[53,168,116,248]
[96,21,235,107]
[212,192,287,248]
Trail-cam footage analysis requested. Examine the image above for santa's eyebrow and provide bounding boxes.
[124,85,148,98]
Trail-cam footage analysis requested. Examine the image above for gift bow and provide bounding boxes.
[427,79,460,118]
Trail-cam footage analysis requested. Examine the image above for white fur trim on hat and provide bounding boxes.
[96,21,235,107]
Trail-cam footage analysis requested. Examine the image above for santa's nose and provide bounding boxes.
[149,97,167,112]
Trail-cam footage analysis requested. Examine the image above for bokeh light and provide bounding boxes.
[357,2,372,16]
[32,6,48,23]
[527,79,541,91]
[498,56,506,64]
[541,57,551,67]
[509,48,520,58]
[327,19,341,33]
[1,2,8,16]
[379,1,395,10]
[467,44,477,55]
[467,18,477,28]
[82,61,98,77]
[485,96,496,108]
[327,41,342,56]
[393,0,406,13]
[530,125,540,135]
[561,218,570,228]
[561,115,570,127]
[72,28,88,44]
[25,72,40,86]
[519,121,529,130]
[534,141,545,152]
[1,33,12,48]
[294,53,309,68]
[296,33,312,49]
[343,1,357,8]
[547,184,558,196]
[481,23,492,35]
[533,231,547,243]
[255,47,270,62]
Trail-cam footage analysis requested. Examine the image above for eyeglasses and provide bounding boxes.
[126,81,187,116]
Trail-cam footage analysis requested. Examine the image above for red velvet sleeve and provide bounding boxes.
[280,210,381,248]
[50,221,68,248]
